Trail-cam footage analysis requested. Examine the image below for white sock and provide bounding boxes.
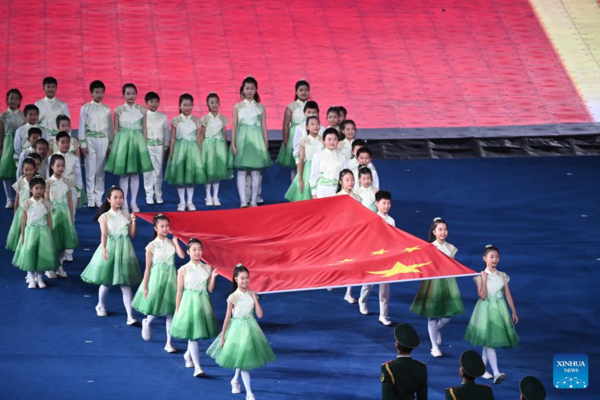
[130,175,139,204]
[427,318,439,351]
[186,186,194,203]
[26,271,35,282]
[232,368,241,384]
[121,286,133,318]
[212,182,220,199]
[3,180,13,201]
[205,183,212,199]
[241,370,252,395]
[146,315,156,326]
[237,171,247,203]
[290,169,296,181]
[438,317,451,330]
[177,187,185,204]
[482,346,489,369]
[99,285,111,306]
[119,176,129,204]
[486,347,500,376]
[58,251,66,265]
[345,286,353,295]
[188,340,201,368]
[250,170,260,204]
[166,315,173,345]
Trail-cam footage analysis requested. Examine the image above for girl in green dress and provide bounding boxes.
[277,80,310,179]
[6,157,36,252]
[12,176,60,289]
[0,88,24,208]
[44,154,79,279]
[207,265,276,399]
[410,218,465,358]
[132,214,186,353]
[81,187,142,325]
[464,245,519,384]
[170,238,219,378]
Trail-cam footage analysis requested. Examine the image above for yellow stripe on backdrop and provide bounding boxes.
[530,0,600,121]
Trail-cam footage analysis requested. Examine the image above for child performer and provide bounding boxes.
[79,80,113,208]
[0,88,24,208]
[277,80,310,180]
[132,214,186,353]
[15,128,42,175]
[170,238,219,377]
[200,92,231,206]
[6,158,36,252]
[359,190,393,325]
[44,154,79,279]
[338,120,356,160]
[292,101,323,165]
[143,92,169,205]
[464,245,519,384]
[14,104,49,161]
[106,83,152,212]
[13,176,60,289]
[352,147,379,189]
[354,167,379,212]
[207,264,276,399]
[230,76,271,208]
[347,139,366,170]
[81,187,142,325]
[18,138,49,179]
[284,116,323,202]
[309,128,347,198]
[35,77,70,138]
[164,93,206,211]
[325,106,341,132]
[49,115,82,158]
[410,218,465,358]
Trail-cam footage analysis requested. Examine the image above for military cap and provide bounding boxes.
[520,376,546,400]
[460,350,485,378]
[394,323,420,348]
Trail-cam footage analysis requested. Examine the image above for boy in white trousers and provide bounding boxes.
[79,80,113,208]
[143,92,169,205]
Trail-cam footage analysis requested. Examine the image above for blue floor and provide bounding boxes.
[1,156,599,399]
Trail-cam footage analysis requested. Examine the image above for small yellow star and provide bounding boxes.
[403,246,421,253]
[338,258,356,263]
[371,249,390,256]
[367,261,431,278]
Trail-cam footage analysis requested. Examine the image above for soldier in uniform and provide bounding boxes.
[519,376,546,400]
[381,323,428,399]
[445,350,494,399]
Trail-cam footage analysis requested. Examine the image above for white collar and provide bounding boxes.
[45,96,56,102]
[484,268,498,276]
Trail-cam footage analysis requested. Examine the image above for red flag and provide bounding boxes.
[137,196,477,293]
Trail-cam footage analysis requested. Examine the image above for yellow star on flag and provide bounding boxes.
[367,261,431,278]
[371,249,390,256]
[403,246,421,253]
[337,258,356,263]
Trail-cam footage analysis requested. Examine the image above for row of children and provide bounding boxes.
[0,77,359,212]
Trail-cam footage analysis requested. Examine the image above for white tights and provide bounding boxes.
[482,346,500,376]
[188,340,201,368]
[119,174,140,205]
[2,180,14,201]
[205,182,220,199]
[146,315,173,345]
[98,285,134,318]
[232,368,253,395]
[427,317,451,351]
[177,186,194,204]
[237,171,260,205]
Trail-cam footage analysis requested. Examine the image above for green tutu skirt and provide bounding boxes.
[51,202,79,251]
[13,225,60,272]
[0,134,16,179]
[229,125,272,170]
[170,289,219,340]
[164,140,206,185]
[81,235,142,286]
[276,123,299,168]
[410,278,465,318]
[207,316,276,370]
[464,298,519,348]
[202,138,232,181]
[284,160,312,202]
[132,264,177,316]
[105,128,153,175]
[6,207,23,251]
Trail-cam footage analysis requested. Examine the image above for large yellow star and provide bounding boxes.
[403,246,421,253]
[371,249,389,256]
[367,261,431,278]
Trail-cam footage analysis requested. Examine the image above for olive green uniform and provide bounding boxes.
[381,356,428,400]
[445,382,494,399]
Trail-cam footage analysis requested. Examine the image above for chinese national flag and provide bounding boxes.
[137,196,477,293]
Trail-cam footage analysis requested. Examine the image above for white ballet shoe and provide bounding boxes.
[379,316,393,326]
[359,303,369,315]
[141,318,152,341]
[256,196,264,204]
[246,394,255,400]
[343,293,357,304]
[5,200,14,209]
[45,271,58,279]
[146,196,154,205]
[64,252,73,262]
[493,373,506,384]
[193,367,206,377]
[56,266,68,278]
[240,202,248,208]
[35,273,46,289]
[28,277,37,289]
[482,371,493,379]
[164,343,176,353]
[231,381,241,394]
[127,316,138,326]
[184,351,194,368]
[186,202,196,211]
[205,197,213,206]
[95,305,108,317]
[430,348,443,357]
[155,197,164,204]
[213,197,221,206]
[177,202,186,211]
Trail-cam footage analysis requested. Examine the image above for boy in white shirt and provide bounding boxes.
[351,147,379,189]
[292,101,324,164]
[14,105,49,161]
[359,190,393,326]
[143,92,169,204]
[18,137,49,179]
[79,80,113,208]
[35,77,70,137]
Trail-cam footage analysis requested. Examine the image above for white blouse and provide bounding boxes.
[179,261,213,291]
[98,209,131,236]
[21,198,53,226]
[115,103,146,132]
[227,289,255,319]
